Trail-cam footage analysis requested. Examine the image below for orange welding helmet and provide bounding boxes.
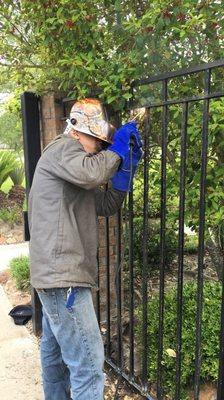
[69,98,116,144]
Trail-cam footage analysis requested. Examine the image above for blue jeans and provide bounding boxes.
[37,287,105,400]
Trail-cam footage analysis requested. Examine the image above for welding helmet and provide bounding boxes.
[69,98,116,144]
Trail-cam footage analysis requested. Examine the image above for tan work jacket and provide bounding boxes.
[28,134,125,289]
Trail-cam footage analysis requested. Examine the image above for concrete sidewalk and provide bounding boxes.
[0,242,29,272]
[0,285,43,400]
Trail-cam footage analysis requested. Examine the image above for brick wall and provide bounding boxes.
[40,93,119,323]
[40,93,65,149]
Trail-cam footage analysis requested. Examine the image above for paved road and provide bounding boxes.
[0,242,29,272]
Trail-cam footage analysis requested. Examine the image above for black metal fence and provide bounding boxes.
[100,60,224,399]
[22,60,224,399]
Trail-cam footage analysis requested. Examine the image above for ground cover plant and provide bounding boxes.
[136,281,221,399]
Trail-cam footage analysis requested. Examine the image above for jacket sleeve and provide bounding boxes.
[94,187,126,216]
[42,139,121,190]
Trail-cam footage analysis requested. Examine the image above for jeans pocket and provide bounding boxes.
[37,289,59,323]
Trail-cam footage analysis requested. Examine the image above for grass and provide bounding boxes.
[9,256,30,291]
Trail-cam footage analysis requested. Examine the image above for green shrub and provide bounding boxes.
[9,162,24,186]
[0,150,17,187]
[135,281,221,399]
[125,217,177,276]
[9,256,30,291]
[0,206,22,226]
[0,176,13,194]
[184,233,198,254]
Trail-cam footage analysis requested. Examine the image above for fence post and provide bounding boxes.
[21,91,42,335]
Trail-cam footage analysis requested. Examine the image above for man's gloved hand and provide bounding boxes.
[110,125,143,192]
[107,122,142,160]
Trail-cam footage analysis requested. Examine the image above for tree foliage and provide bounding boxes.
[0,95,23,152]
[0,1,223,108]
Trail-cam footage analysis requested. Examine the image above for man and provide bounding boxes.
[28,98,142,400]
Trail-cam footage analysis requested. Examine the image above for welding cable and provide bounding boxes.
[113,138,134,400]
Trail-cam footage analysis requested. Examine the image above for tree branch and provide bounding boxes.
[0,62,51,69]
[0,10,32,48]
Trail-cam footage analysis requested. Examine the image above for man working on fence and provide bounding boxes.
[28,98,142,400]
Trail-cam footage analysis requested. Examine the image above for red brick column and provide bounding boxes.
[97,216,118,322]
[40,93,64,149]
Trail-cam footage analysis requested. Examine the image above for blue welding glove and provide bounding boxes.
[107,122,142,161]
[110,129,143,192]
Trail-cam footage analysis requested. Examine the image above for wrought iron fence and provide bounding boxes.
[101,60,224,400]
[22,59,224,399]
